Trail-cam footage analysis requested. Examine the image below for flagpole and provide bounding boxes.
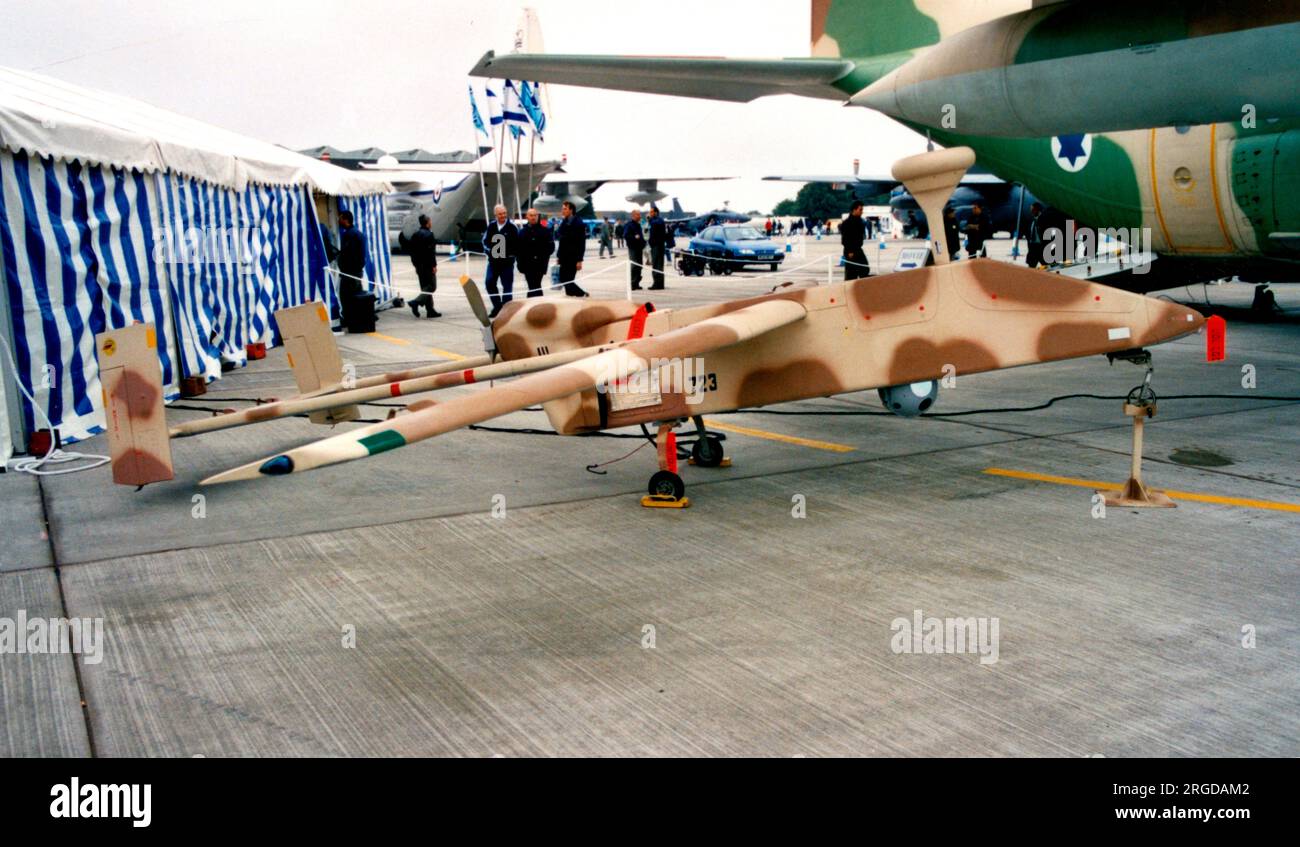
[491,81,506,207]
[469,85,492,229]
[495,118,506,207]
[511,131,523,216]
[474,131,490,228]
[527,133,536,211]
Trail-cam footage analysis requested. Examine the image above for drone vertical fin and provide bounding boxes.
[96,323,174,487]
[274,302,358,425]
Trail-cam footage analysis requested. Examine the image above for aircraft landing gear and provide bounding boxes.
[1099,349,1175,509]
[642,422,690,508]
[687,415,728,468]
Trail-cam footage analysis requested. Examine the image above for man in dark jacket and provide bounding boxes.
[516,207,554,298]
[337,210,371,330]
[647,206,668,290]
[942,206,961,261]
[623,209,646,291]
[840,200,869,280]
[555,201,589,297]
[963,202,992,259]
[407,215,440,318]
[1024,202,1046,268]
[482,204,519,318]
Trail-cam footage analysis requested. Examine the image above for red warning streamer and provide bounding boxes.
[626,305,649,341]
[1206,315,1226,362]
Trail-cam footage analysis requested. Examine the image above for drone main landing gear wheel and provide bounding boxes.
[686,415,729,468]
[642,422,690,508]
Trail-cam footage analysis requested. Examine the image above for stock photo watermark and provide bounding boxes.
[0,609,104,665]
[890,609,1000,665]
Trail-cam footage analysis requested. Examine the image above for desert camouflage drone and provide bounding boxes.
[98,148,1204,503]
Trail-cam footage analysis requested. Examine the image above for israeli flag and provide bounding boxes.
[468,84,489,137]
[485,84,503,127]
[520,80,546,141]
[501,79,531,135]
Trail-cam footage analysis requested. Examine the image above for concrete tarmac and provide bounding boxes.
[2,238,1297,756]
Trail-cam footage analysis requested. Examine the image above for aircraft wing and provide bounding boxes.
[201,299,808,485]
[763,175,901,196]
[763,173,1007,195]
[470,51,856,103]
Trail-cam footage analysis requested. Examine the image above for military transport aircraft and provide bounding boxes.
[533,176,732,216]
[763,170,1038,241]
[368,159,563,248]
[97,147,1205,502]
[470,0,1300,288]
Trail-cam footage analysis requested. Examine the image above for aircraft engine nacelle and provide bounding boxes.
[878,380,938,417]
[626,190,668,205]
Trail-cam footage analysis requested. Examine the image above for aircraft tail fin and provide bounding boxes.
[671,197,685,216]
[273,302,359,425]
[96,323,174,487]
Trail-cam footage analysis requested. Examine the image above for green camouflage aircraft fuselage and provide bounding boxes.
[472,0,1300,283]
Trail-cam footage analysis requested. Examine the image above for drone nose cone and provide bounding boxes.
[1145,298,1206,344]
[259,455,295,476]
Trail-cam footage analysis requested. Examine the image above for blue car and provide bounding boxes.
[681,225,784,275]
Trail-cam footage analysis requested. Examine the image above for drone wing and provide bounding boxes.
[201,299,807,485]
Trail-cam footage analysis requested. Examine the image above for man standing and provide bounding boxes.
[598,218,614,258]
[942,206,961,261]
[840,200,869,280]
[556,200,589,297]
[516,207,554,298]
[623,209,646,291]
[407,214,440,318]
[964,202,992,259]
[1025,202,1046,268]
[647,205,667,290]
[482,204,519,318]
[337,210,371,331]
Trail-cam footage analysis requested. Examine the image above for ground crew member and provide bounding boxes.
[516,207,554,298]
[407,214,440,318]
[840,200,869,280]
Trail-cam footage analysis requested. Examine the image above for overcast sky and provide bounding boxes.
[2,0,928,212]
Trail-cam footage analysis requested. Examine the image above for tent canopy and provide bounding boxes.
[0,66,390,196]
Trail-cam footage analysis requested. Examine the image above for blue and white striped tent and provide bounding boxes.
[0,67,390,447]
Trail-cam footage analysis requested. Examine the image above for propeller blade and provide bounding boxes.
[460,274,491,327]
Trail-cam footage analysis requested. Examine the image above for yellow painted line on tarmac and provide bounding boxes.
[984,467,1300,513]
[703,419,856,453]
[368,333,467,361]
